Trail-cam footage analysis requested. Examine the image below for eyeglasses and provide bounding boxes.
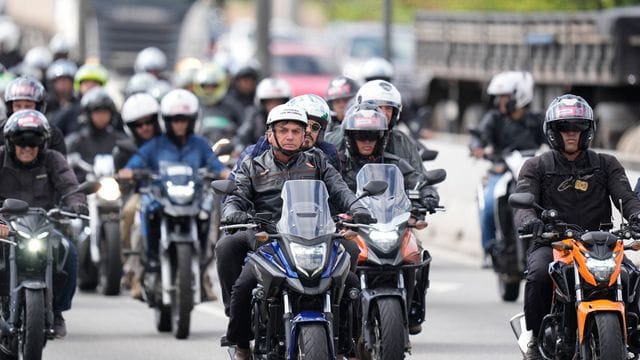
[132,119,155,129]
[307,123,322,133]
[554,121,590,133]
[353,131,382,142]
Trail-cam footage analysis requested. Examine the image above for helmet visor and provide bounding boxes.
[553,120,590,133]
[353,131,384,142]
[11,133,45,147]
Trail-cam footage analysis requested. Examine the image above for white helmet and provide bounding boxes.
[160,88,200,134]
[361,57,394,82]
[121,92,160,139]
[487,71,534,110]
[0,20,20,53]
[356,80,402,128]
[486,71,517,96]
[512,71,534,109]
[255,78,291,106]
[49,34,71,57]
[24,46,53,70]
[134,47,167,74]
[266,103,307,128]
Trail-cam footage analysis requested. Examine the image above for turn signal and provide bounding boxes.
[414,220,428,230]
[255,231,269,243]
[343,230,358,241]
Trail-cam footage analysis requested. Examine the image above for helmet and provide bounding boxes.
[49,34,71,58]
[325,75,359,103]
[255,78,291,106]
[544,94,595,151]
[121,92,161,141]
[23,46,52,71]
[4,109,51,163]
[0,20,20,53]
[81,87,116,114]
[512,71,534,110]
[343,102,389,158]
[193,62,228,106]
[134,47,167,74]
[4,76,46,117]
[287,94,331,143]
[361,57,394,82]
[147,79,171,102]
[125,72,157,97]
[74,63,108,93]
[266,103,307,128]
[46,59,77,82]
[173,57,202,89]
[487,71,534,112]
[355,80,402,129]
[231,59,261,80]
[160,88,200,136]
[487,71,517,96]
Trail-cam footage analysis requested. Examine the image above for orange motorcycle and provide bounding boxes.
[509,193,640,360]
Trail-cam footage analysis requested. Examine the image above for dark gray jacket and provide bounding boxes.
[470,110,545,154]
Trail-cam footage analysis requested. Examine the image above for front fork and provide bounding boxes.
[159,217,201,306]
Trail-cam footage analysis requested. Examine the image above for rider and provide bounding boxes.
[227,60,261,111]
[217,103,374,359]
[3,76,67,155]
[134,47,167,80]
[0,110,88,338]
[325,75,359,132]
[514,94,640,360]
[118,89,229,301]
[45,59,78,116]
[469,71,545,267]
[339,102,440,335]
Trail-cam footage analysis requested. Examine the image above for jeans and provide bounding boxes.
[53,236,77,313]
[480,174,501,254]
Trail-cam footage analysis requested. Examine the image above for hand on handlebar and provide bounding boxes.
[221,211,248,225]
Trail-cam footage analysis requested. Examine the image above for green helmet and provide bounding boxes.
[74,63,108,94]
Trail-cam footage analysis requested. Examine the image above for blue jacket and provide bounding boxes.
[125,134,225,175]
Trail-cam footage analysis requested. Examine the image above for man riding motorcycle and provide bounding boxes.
[514,94,640,360]
[325,75,359,131]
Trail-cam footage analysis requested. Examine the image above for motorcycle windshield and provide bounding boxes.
[276,180,336,240]
[356,163,411,224]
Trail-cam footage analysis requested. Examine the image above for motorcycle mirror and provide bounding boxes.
[508,193,536,209]
[211,180,236,195]
[424,169,446,185]
[362,180,388,197]
[215,142,235,156]
[420,149,439,161]
[60,181,101,203]
[0,198,29,215]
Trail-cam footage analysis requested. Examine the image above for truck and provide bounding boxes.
[414,7,640,153]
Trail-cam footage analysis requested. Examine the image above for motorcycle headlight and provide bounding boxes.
[586,256,616,283]
[166,181,195,204]
[17,231,48,253]
[97,177,121,201]
[290,242,326,277]
[369,230,400,253]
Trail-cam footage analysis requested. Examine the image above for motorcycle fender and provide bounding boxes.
[361,288,408,351]
[19,280,46,290]
[288,311,334,360]
[577,300,626,344]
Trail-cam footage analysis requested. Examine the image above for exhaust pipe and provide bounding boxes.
[509,312,532,355]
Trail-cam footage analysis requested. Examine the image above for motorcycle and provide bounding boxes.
[476,149,538,302]
[508,192,640,359]
[212,178,388,360]
[339,163,446,360]
[67,153,123,295]
[136,161,215,339]
[0,182,99,360]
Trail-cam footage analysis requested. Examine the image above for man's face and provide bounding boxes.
[330,97,350,122]
[131,116,156,140]
[497,95,511,114]
[353,131,380,157]
[12,100,36,112]
[79,80,101,97]
[267,121,305,152]
[560,130,581,155]
[378,105,393,123]
[15,144,39,163]
[303,119,321,149]
[170,118,189,137]
[235,76,257,96]
[91,109,112,129]
[53,77,73,98]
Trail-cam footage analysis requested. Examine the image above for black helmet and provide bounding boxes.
[343,102,389,159]
[4,76,46,117]
[544,94,595,151]
[4,109,51,163]
[81,87,116,114]
[325,75,359,105]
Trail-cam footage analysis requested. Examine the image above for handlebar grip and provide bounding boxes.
[219,223,258,231]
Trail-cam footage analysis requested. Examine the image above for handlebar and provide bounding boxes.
[219,223,259,231]
[46,208,90,221]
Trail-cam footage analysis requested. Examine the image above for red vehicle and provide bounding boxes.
[270,42,337,97]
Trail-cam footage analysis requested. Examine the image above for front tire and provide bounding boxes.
[172,244,193,339]
[98,221,122,296]
[22,289,45,360]
[296,324,329,360]
[77,237,98,291]
[581,312,626,360]
[370,298,405,360]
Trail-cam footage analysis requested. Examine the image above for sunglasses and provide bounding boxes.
[307,123,322,133]
[132,119,155,129]
[12,136,45,148]
[554,121,590,133]
[353,131,382,142]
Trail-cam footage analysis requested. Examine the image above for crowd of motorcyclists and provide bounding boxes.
[0,18,638,360]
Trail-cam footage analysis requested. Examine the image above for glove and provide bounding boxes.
[353,211,376,225]
[523,218,544,238]
[71,203,89,216]
[629,213,640,232]
[421,195,439,213]
[222,211,248,225]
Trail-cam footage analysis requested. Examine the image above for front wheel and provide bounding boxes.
[172,244,193,339]
[296,324,329,360]
[581,312,625,360]
[98,221,122,296]
[22,289,45,360]
[369,298,405,360]
[498,277,520,302]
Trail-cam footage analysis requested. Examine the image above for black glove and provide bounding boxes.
[71,203,89,216]
[353,211,376,225]
[222,211,248,225]
[629,212,640,232]
[523,218,544,238]
[421,195,439,213]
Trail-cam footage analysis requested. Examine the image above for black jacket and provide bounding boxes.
[0,146,85,209]
[234,105,267,148]
[66,126,127,181]
[223,148,365,223]
[470,110,545,154]
[514,149,640,232]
